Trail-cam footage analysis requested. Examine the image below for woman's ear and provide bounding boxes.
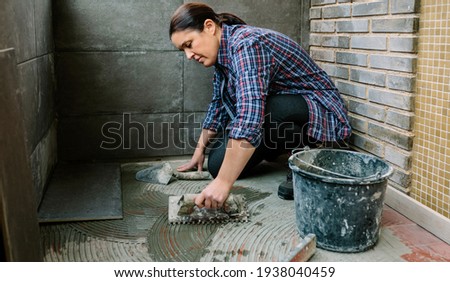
[203,19,217,35]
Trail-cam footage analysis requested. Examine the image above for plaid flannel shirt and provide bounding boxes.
[202,24,352,147]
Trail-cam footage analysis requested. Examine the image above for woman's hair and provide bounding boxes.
[169,2,246,37]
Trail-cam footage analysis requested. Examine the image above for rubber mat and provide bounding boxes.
[40,161,310,262]
[38,163,123,223]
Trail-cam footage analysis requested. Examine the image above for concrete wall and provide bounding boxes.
[0,0,57,206]
[309,0,420,193]
[54,0,307,161]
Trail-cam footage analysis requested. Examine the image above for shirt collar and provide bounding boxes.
[216,24,232,69]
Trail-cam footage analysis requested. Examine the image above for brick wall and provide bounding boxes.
[310,0,420,193]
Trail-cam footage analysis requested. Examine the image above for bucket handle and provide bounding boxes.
[292,155,383,182]
[290,146,311,155]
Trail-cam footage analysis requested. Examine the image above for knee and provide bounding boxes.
[207,156,221,179]
[207,142,225,179]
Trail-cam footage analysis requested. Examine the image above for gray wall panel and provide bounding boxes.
[200,0,302,43]
[0,1,17,51]
[17,55,56,155]
[13,0,36,63]
[35,0,54,56]
[183,60,214,112]
[0,49,42,262]
[57,52,184,116]
[53,0,183,51]
[58,113,186,160]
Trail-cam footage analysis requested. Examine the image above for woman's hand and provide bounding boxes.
[178,129,217,172]
[177,149,205,172]
[195,138,256,209]
[194,178,232,209]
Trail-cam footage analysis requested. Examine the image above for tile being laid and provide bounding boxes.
[38,163,122,223]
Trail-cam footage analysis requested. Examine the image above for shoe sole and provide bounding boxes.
[278,191,294,200]
[278,182,294,200]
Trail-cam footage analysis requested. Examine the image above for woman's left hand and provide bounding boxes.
[194,178,232,209]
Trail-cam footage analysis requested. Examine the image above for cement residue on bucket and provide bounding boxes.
[289,149,393,253]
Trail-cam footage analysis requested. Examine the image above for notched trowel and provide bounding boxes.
[168,194,249,224]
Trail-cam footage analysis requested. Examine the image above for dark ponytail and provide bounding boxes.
[170,3,246,37]
[217,13,246,26]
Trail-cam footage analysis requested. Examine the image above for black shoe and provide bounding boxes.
[278,170,294,200]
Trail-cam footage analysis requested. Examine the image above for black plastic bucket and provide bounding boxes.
[288,149,394,252]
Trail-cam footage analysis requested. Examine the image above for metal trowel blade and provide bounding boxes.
[135,162,174,185]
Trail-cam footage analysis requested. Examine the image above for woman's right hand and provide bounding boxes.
[177,149,205,172]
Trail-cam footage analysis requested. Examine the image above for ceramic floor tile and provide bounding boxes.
[388,224,445,247]
[381,206,415,227]
[401,243,450,262]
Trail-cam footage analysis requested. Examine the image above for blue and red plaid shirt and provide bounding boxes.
[202,24,352,147]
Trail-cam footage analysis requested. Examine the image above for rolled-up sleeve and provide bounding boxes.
[227,41,272,147]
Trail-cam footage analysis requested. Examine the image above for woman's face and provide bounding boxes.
[171,20,221,67]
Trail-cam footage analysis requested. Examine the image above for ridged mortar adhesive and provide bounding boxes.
[146,187,271,262]
[202,197,302,262]
[41,162,284,262]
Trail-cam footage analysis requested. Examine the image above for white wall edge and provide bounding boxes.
[385,185,450,245]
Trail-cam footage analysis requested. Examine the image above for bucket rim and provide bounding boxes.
[288,148,394,184]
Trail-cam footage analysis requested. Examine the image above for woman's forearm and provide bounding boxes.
[196,129,218,153]
[194,138,255,208]
[215,138,255,186]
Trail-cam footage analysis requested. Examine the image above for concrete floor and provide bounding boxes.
[39,156,450,262]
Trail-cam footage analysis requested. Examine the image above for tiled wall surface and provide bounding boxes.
[412,1,450,218]
[55,0,307,161]
[0,0,57,205]
[309,0,420,193]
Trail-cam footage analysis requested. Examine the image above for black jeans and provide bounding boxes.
[207,94,316,178]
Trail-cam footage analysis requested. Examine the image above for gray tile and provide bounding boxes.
[17,59,38,154]
[184,59,215,112]
[0,48,42,261]
[13,0,36,62]
[38,163,123,222]
[37,54,56,137]
[56,52,183,116]
[35,0,54,56]
[30,122,58,206]
[0,0,18,50]
[53,0,182,51]
[17,55,56,154]
[182,112,207,155]
[201,0,302,42]
[58,113,185,161]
